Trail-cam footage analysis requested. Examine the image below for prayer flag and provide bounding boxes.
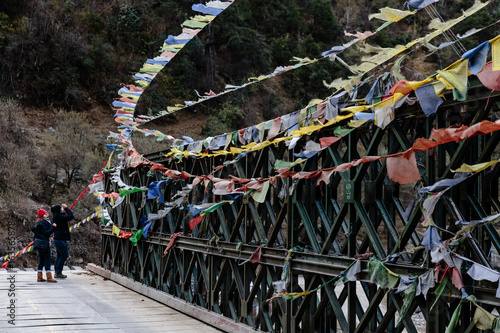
[112,225,120,237]
[129,229,143,246]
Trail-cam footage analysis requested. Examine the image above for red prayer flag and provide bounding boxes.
[477,62,500,91]
[189,215,205,230]
[319,136,342,148]
[163,232,183,257]
[249,246,263,263]
[118,230,134,239]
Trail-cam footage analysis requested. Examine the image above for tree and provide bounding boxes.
[43,110,100,194]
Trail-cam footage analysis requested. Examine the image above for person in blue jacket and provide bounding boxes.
[32,209,58,282]
[51,204,74,278]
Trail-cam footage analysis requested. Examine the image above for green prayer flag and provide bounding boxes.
[100,216,108,226]
[368,258,400,289]
[118,187,147,197]
[445,302,462,333]
[273,158,306,170]
[334,127,355,137]
[493,317,500,333]
[273,160,295,170]
[201,200,233,215]
[129,229,143,246]
[430,276,449,313]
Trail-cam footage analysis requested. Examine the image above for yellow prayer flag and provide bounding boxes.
[289,124,324,136]
[230,147,245,155]
[341,105,371,113]
[473,304,496,330]
[112,225,120,237]
[434,59,469,97]
[241,142,257,149]
[250,141,273,151]
[192,15,215,22]
[95,205,103,217]
[348,119,369,128]
[406,78,434,91]
[369,7,416,22]
[492,35,500,71]
[272,137,293,145]
[452,160,499,173]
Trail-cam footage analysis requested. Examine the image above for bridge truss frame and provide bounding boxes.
[101,85,500,332]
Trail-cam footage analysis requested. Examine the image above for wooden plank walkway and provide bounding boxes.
[0,269,223,333]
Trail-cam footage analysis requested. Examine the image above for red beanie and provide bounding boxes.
[37,209,47,218]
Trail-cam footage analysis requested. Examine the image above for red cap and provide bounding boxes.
[37,209,47,218]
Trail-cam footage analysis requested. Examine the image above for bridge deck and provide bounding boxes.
[0,269,222,333]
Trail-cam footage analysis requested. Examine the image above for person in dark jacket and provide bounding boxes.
[51,204,74,278]
[32,209,58,282]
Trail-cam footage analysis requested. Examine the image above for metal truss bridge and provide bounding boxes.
[100,84,500,333]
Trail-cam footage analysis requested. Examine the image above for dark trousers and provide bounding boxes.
[53,240,68,274]
[37,248,51,272]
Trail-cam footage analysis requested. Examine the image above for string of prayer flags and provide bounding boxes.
[0,241,34,264]
[68,213,96,232]
[273,158,306,171]
[135,0,450,131]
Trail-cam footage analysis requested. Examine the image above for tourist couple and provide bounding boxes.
[31,204,74,283]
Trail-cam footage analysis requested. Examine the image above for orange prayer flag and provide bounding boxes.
[386,151,421,184]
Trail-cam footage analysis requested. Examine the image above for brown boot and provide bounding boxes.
[46,272,57,283]
[37,272,46,282]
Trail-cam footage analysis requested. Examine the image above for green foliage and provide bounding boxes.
[0,12,11,45]
[118,4,142,31]
[204,102,244,136]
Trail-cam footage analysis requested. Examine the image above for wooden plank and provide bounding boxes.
[0,269,222,332]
